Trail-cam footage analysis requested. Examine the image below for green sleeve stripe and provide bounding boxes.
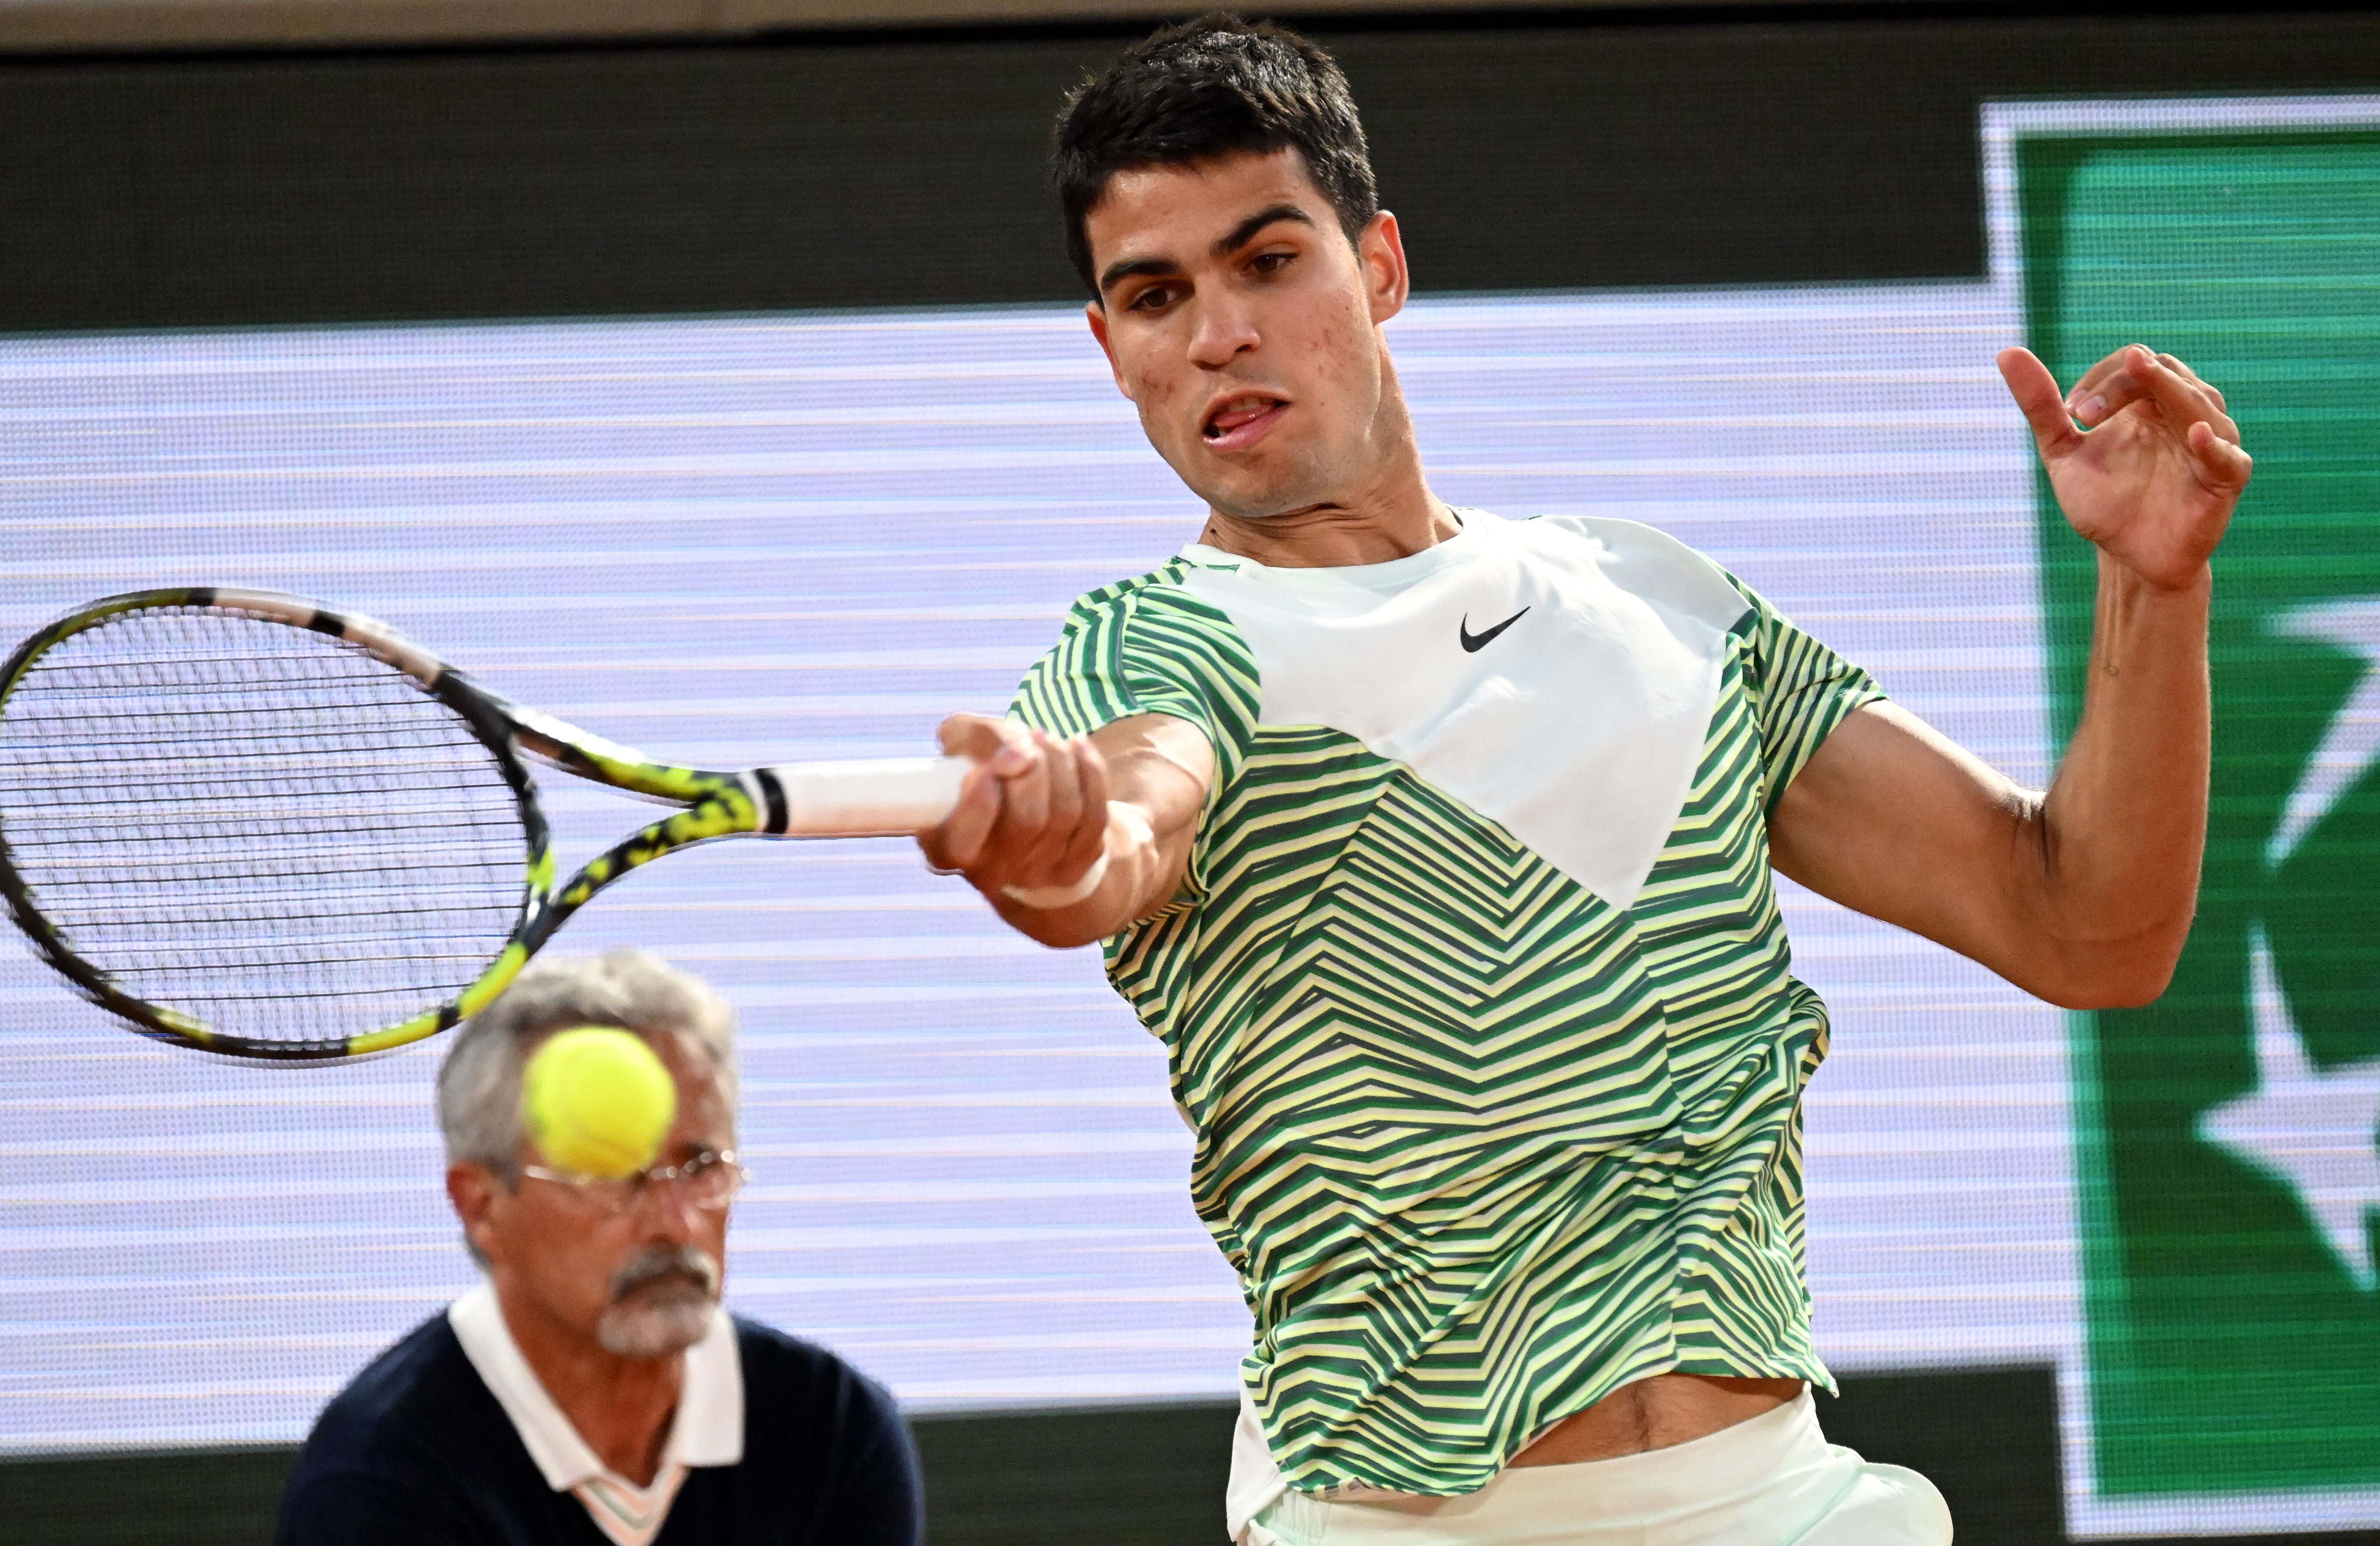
[1723,575,1885,812]
[1009,566,1260,781]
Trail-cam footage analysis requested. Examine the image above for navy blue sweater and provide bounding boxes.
[275,1314,922,1546]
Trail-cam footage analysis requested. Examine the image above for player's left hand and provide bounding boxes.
[1997,343,2252,591]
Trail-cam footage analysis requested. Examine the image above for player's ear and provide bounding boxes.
[446,1163,509,1266]
[1359,210,1409,327]
[1085,300,1133,400]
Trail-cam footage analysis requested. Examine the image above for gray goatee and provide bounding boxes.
[595,1245,721,1359]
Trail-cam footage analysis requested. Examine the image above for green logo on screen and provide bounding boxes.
[2022,118,2380,1502]
[2197,597,2380,1293]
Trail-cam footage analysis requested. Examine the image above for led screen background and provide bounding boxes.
[0,285,2057,1422]
[1,91,2374,1542]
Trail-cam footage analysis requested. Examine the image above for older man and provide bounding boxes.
[275,949,921,1546]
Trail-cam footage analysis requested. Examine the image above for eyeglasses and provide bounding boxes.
[520,1148,748,1216]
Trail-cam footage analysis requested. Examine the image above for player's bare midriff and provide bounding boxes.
[1508,1372,1805,1467]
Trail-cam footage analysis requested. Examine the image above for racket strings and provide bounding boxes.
[0,608,529,1046]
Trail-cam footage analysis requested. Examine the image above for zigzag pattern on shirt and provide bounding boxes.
[1011,554,1877,1496]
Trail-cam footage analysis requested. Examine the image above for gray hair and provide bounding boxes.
[436,948,740,1181]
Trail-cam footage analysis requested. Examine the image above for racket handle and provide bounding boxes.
[757,755,969,837]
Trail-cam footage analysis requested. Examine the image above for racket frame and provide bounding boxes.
[0,587,819,1062]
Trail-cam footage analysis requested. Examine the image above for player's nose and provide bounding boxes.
[1186,296,1260,368]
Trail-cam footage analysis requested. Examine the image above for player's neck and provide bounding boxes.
[495,1274,686,1486]
[1193,378,1454,568]
[1194,461,1456,569]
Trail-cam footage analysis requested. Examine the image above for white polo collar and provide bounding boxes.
[448,1278,745,1489]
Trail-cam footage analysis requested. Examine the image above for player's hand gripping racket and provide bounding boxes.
[0,589,968,1061]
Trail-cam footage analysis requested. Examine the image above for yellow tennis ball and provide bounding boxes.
[520,1027,677,1180]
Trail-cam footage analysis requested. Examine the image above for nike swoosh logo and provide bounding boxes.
[1459,606,1529,653]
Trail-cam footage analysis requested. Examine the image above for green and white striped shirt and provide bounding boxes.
[1011,511,1881,1497]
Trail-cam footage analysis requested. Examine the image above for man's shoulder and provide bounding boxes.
[1512,512,1753,631]
[293,1314,514,1475]
[730,1315,899,1427]
[697,1320,919,1545]
[1055,553,1240,631]
[1510,510,1719,570]
[727,1318,921,1507]
[1024,557,1256,701]
[277,1312,536,1542]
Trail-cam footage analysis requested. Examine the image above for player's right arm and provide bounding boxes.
[919,710,1213,949]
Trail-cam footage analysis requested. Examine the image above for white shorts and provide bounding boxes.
[1230,1390,1953,1546]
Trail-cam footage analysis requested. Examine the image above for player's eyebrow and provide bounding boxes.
[1098,205,1320,299]
[1099,255,1179,297]
[1214,204,1314,258]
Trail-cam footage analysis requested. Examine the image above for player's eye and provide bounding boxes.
[1249,250,1295,278]
[1126,283,1179,313]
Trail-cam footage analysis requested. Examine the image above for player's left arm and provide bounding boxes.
[1768,344,2252,1011]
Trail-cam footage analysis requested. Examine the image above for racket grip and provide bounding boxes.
[758,755,970,837]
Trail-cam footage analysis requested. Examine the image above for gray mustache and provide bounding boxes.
[608,1245,720,1303]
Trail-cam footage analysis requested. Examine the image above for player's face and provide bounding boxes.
[460,1030,735,1360]
[1083,148,1411,522]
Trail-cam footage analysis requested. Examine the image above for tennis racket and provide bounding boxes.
[0,588,969,1062]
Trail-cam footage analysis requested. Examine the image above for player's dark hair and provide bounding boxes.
[1053,13,1378,297]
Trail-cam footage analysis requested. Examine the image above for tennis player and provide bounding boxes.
[275,950,922,1546]
[920,15,2249,1546]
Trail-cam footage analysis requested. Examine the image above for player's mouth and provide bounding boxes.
[1200,392,1288,452]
